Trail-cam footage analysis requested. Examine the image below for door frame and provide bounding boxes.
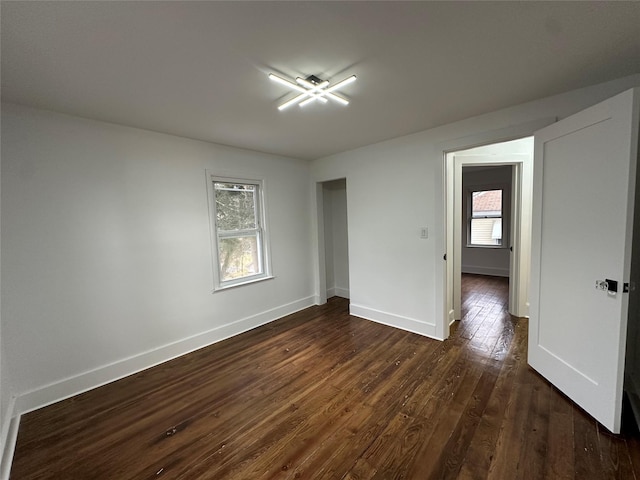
[436,118,555,339]
[313,177,349,305]
[451,155,528,320]
[314,181,328,305]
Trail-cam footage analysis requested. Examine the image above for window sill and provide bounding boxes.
[465,244,506,250]
[212,275,275,293]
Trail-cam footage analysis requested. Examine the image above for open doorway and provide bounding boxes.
[445,137,534,333]
[320,179,350,301]
[460,164,513,325]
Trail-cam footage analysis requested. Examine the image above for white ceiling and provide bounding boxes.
[3,1,640,160]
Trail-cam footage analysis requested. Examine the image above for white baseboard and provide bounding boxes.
[327,286,349,299]
[448,309,456,326]
[349,304,440,340]
[0,396,18,480]
[334,287,350,299]
[14,296,316,417]
[461,265,509,277]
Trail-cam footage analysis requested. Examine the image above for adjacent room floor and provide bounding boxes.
[10,274,640,479]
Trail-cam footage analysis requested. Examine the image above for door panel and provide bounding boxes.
[529,88,639,433]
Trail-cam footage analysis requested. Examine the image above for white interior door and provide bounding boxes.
[529,88,639,433]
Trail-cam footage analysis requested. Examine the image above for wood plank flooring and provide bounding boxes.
[10,274,640,479]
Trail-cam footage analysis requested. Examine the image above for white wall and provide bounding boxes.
[311,74,640,339]
[1,104,315,416]
[3,73,640,466]
[323,180,349,299]
[461,166,512,277]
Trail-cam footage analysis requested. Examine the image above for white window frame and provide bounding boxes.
[467,186,505,248]
[207,173,272,291]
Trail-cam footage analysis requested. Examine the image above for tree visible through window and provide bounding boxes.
[212,179,267,288]
[470,189,502,246]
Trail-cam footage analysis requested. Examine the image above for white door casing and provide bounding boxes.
[451,153,533,319]
[529,88,639,433]
[439,118,558,340]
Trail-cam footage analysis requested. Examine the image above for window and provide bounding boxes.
[209,176,270,290]
[469,189,503,246]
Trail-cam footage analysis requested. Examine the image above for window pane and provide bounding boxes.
[471,218,502,245]
[218,235,262,282]
[470,189,502,246]
[472,189,502,218]
[214,183,257,231]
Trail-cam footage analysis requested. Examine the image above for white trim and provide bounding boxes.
[1,296,316,476]
[313,177,350,308]
[349,304,440,340]
[210,274,275,293]
[327,287,350,299]
[466,184,508,247]
[0,417,19,480]
[0,396,18,480]
[206,172,272,291]
[14,296,315,416]
[334,287,350,299]
[312,182,328,305]
[455,155,525,320]
[0,395,15,455]
[437,118,556,340]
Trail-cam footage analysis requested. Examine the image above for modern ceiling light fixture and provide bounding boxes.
[268,73,356,111]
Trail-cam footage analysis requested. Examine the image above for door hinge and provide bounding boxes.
[443,253,447,261]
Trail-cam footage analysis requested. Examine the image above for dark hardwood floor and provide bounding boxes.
[10,274,640,479]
